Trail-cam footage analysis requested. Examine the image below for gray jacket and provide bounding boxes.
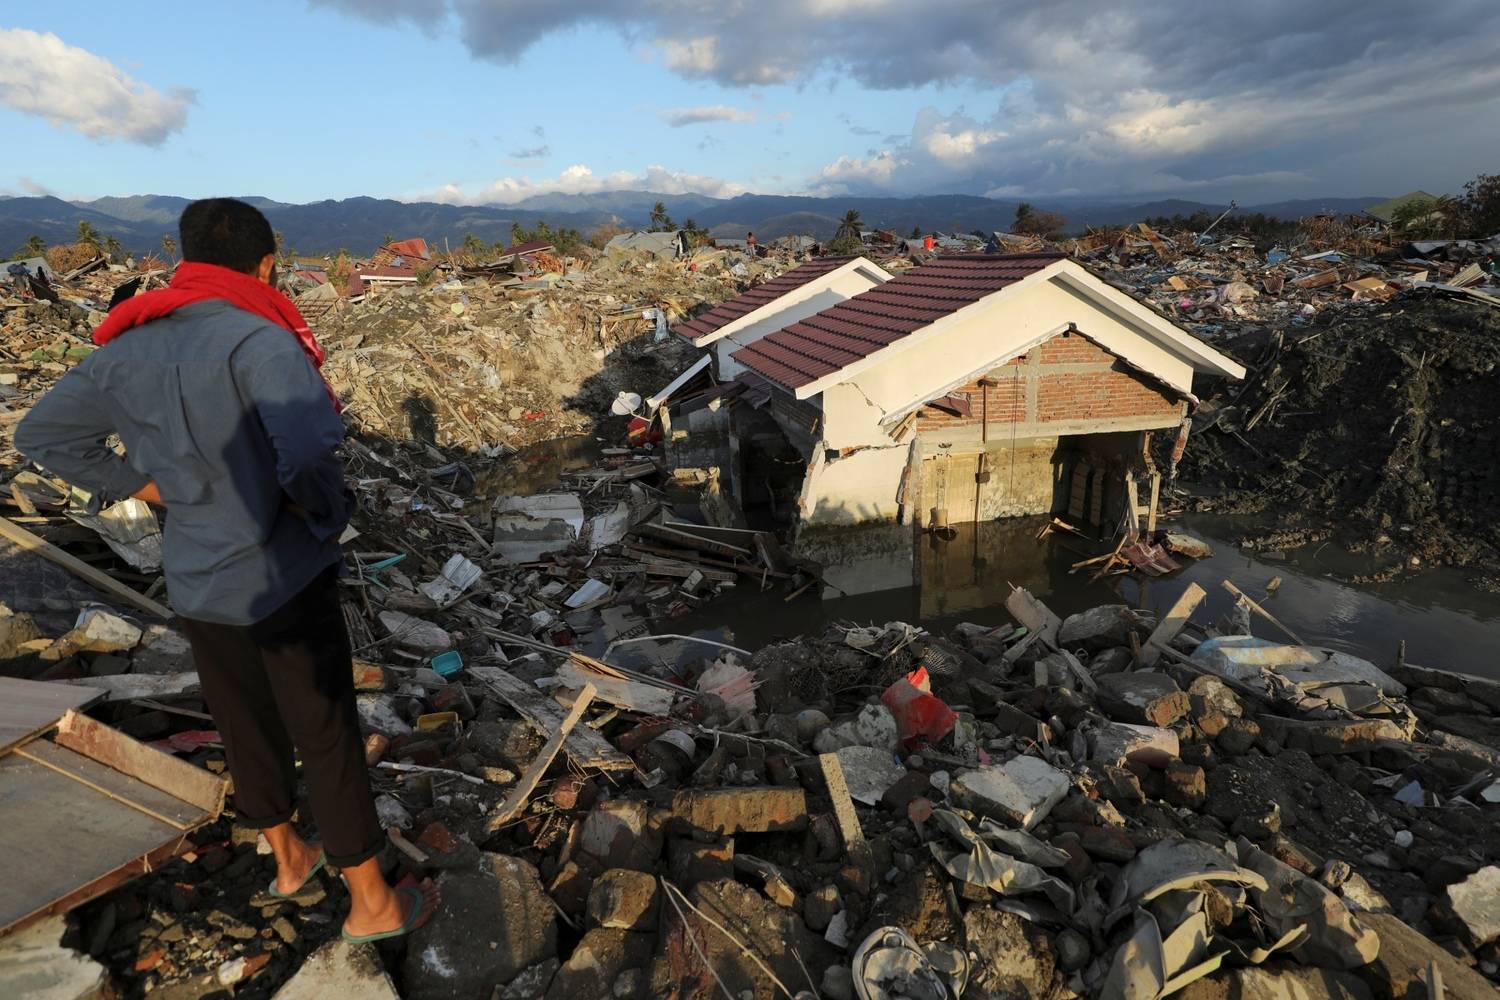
[15,301,350,624]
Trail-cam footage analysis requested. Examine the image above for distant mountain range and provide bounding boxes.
[0,190,1388,258]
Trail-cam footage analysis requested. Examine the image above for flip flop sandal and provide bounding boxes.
[342,886,431,944]
[266,850,327,899]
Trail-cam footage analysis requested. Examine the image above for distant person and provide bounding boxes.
[746,231,757,255]
[16,198,438,945]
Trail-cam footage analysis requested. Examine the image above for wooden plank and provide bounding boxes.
[61,672,199,703]
[1221,580,1303,645]
[621,549,737,583]
[486,683,597,833]
[1124,475,1141,538]
[818,753,873,876]
[0,752,189,935]
[556,658,673,713]
[0,515,172,618]
[1146,472,1161,536]
[53,710,226,815]
[632,522,751,559]
[0,677,105,757]
[1141,583,1206,667]
[16,741,204,830]
[469,666,632,771]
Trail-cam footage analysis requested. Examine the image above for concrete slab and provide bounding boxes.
[273,939,398,999]
[950,755,1070,830]
[0,914,108,1000]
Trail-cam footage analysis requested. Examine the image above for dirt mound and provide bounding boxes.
[1180,294,1500,573]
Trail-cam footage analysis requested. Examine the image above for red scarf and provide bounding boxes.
[93,262,341,411]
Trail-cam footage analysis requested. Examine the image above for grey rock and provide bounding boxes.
[274,939,398,999]
[403,853,558,1000]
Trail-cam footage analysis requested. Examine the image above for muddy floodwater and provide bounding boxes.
[670,513,1500,681]
[487,437,1500,680]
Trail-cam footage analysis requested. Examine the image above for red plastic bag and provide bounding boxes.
[881,667,956,744]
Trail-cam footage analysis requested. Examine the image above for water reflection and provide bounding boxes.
[671,513,1500,680]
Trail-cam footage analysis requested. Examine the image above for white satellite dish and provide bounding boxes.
[611,391,643,416]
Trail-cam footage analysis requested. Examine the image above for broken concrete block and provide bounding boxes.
[1097,672,1190,726]
[1163,761,1207,808]
[1058,604,1155,652]
[949,755,1070,830]
[355,694,412,737]
[403,853,558,1000]
[1090,721,1179,768]
[1258,716,1410,755]
[672,787,808,836]
[812,703,899,753]
[273,939,398,999]
[377,610,453,654]
[0,914,108,1000]
[499,959,559,1000]
[1444,865,1500,949]
[543,928,652,1000]
[1215,717,1261,755]
[587,869,660,932]
[579,800,663,871]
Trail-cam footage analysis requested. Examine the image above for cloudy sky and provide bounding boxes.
[3,2,1498,206]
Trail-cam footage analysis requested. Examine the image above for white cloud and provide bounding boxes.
[422,163,748,205]
[659,105,757,127]
[312,0,1500,200]
[0,29,192,145]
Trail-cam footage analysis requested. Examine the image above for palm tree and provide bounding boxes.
[834,209,863,243]
[161,235,177,262]
[76,220,104,252]
[649,202,674,232]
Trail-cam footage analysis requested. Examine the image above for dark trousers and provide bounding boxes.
[180,566,383,868]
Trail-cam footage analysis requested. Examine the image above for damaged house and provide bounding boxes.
[666,252,1244,549]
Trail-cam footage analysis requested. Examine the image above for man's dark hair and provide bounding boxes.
[179,198,275,273]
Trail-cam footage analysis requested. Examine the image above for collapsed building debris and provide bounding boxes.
[3,223,1500,999]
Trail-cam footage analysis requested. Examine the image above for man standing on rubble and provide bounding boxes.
[15,198,438,944]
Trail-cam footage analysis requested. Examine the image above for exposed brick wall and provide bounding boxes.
[1036,333,1115,365]
[917,329,1182,432]
[1036,368,1177,422]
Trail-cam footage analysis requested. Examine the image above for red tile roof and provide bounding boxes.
[371,238,430,266]
[732,252,1066,390]
[673,256,858,342]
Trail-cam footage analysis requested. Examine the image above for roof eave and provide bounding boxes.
[689,257,894,348]
[788,262,1061,400]
[1050,261,1247,380]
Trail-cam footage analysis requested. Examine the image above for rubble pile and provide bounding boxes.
[1052,222,1500,575]
[1181,296,1500,575]
[316,252,743,454]
[8,548,1500,997]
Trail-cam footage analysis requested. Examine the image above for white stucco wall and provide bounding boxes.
[800,444,910,525]
[826,276,1198,428]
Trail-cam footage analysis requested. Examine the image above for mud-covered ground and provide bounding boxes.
[1177,295,1500,581]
